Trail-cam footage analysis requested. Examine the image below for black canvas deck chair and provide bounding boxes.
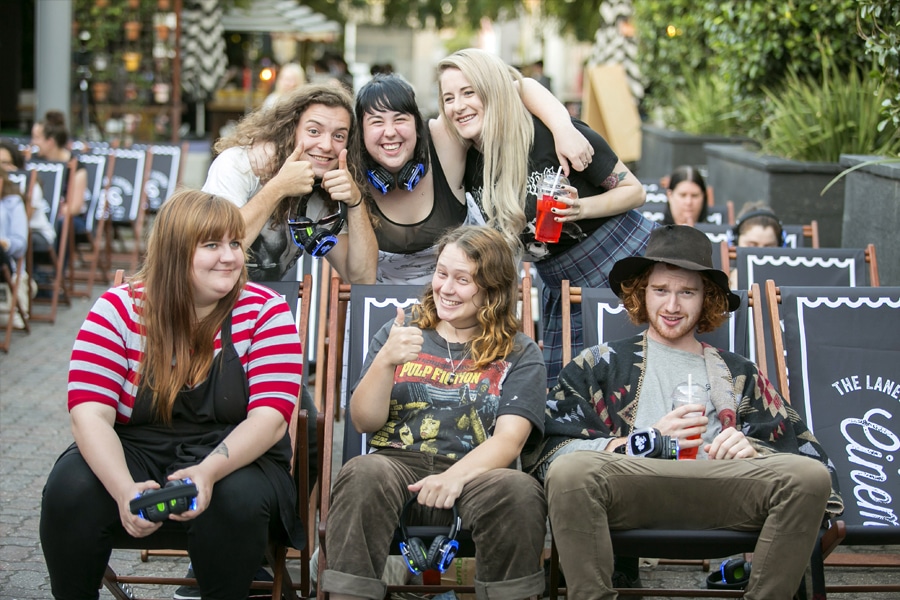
[766,281,900,596]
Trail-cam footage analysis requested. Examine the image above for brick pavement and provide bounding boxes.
[2,282,899,599]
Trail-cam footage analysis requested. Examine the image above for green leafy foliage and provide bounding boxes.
[857,0,900,134]
[761,54,900,162]
[635,0,871,136]
[665,71,753,137]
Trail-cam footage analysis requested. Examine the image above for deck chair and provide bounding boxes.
[101,146,152,273]
[136,141,189,214]
[547,282,844,599]
[65,152,113,299]
[0,246,31,352]
[1,170,33,350]
[316,272,537,599]
[733,245,879,395]
[101,274,318,600]
[765,281,900,595]
[26,158,79,322]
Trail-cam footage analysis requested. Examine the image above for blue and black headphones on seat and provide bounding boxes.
[706,557,752,590]
[287,183,347,258]
[398,494,461,575]
[366,160,425,195]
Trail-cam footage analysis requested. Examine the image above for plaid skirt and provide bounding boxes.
[535,210,656,388]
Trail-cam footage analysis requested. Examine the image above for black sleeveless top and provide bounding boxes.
[371,143,466,254]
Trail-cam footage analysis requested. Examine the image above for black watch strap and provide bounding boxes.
[613,442,627,455]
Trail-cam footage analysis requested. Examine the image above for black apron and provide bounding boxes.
[78,313,304,548]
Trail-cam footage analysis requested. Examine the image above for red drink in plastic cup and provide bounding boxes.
[535,193,564,243]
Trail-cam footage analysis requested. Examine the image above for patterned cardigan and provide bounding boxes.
[522,332,844,517]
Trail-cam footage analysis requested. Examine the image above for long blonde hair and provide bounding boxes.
[437,49,533,252]
[133,190,248,423]
[412,226,520,368]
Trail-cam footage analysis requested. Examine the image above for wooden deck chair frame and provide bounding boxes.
[718,221,821,271]
[549,280,844,599]
[66,152,116,299]
[0,249,31,352]
[26,159,74,323]
[1,170,35,350]
[764,280,900,595]
[315,269,536,599]
[101,271,317,600]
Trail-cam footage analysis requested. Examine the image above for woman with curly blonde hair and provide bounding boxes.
[322,225,548,600]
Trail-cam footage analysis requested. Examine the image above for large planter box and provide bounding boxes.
[841,154,900,286]
[638,124,755,182]
[705,144,846,248]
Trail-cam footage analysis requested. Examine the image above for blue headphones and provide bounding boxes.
[728,209,786,247]
[706,558,751,590]
[366,160,425,194]
[398,494,461,575]
[287,188,347,258]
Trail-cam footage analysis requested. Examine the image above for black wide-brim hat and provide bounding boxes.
[609,225,741,312]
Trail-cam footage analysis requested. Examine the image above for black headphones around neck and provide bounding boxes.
[398,494,461,575]
[729,208,787,247]
[366,160,425,194]
[287,188,347,258]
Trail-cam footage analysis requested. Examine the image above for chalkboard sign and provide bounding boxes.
[78,154,108,232]
[136,143,184,212]
[25,160,67,224]
[96,148,146,224]
[580,287,750,358]
[343,284,421,461]
[779,286,900,534]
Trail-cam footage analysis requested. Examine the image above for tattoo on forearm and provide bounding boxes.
[601,171,627,191]
[210,442,230,459]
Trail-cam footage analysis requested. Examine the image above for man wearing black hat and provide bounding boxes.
[523,225,843,599]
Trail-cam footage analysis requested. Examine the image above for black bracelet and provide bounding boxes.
[346,199,363,209]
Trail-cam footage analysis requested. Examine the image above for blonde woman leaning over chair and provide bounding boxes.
[40,190,305,600]
[322,225,548,600]
[436,48,656,387]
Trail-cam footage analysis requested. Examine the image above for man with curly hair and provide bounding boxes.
[203,83,376,283]
[523,225,843,600]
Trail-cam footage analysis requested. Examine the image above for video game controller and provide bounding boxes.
[129,478,198,522]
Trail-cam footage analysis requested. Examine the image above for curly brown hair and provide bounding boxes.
[411,226,520,369]
[620,265,730,334]
[215,84,358,224]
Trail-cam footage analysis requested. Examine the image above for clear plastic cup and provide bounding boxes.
[671,381,708,459]
[535,173,569,243]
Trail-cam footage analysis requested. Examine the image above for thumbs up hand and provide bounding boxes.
[321,149,363,209]
[379,306,423,366]
[273,142,315,198]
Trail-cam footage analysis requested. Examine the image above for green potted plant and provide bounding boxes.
[640,70,758,181]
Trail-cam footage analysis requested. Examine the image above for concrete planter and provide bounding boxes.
[840,154,900,286]
[638,124,756,182]
[704,144,846,248]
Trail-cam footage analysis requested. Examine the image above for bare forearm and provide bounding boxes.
[238,184,285,246]
[195,410,287,484]
[520,77,571,133]
[72,417,134,502]
[349,354,395,433]
[346,203,377,283]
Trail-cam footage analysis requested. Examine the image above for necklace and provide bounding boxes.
[444,336,471,385]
